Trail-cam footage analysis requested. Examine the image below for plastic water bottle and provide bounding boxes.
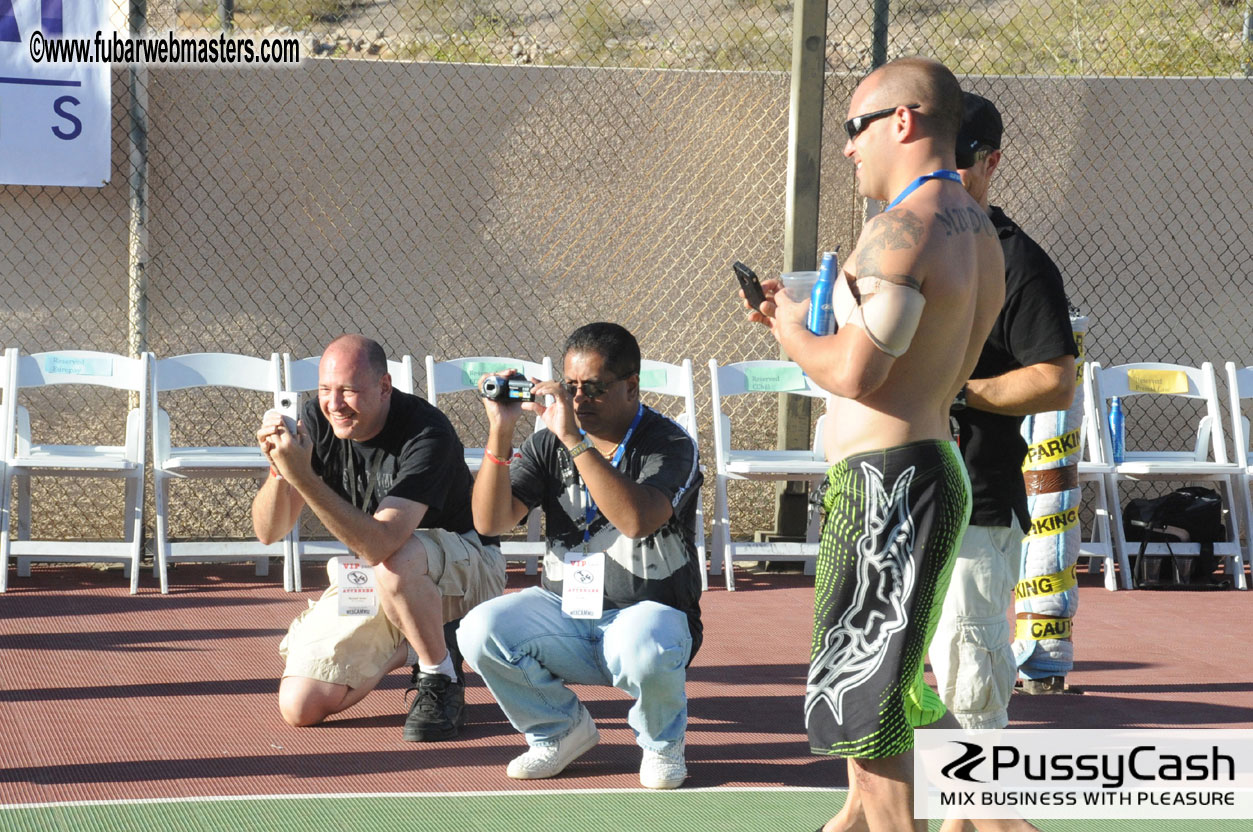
[1108,396,1125,464]
[807,249,839,335]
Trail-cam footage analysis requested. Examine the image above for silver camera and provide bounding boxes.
[273,390,300,434]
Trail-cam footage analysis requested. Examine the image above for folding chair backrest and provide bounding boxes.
[152,353,282,461]
[1093,361,1227,464]
[709,359,826,463]
[640,358,698,439]
[1078,360,1111,465]
[1224,362,1253,466]
[284,354,415,395]
[424,355,552,406]
[11,350,150,461]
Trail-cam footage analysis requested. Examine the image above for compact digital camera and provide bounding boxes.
[479,374,535,403]
[274,390,300,434]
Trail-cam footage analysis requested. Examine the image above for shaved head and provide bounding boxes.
[318,334,392,441]
[861,57,964,145]
[324,334,388,379]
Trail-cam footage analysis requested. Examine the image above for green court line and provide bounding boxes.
[0,791,1242,832]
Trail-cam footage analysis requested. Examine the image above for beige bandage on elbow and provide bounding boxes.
[834,275,927,357]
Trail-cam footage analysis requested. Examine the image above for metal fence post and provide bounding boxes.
[768,0,829,544]
[127,0,150,361]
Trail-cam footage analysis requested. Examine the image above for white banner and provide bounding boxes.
[915,729,1253,820]
[0,0,110,186]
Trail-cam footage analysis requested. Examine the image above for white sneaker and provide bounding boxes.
[506,706,600,780]
[639,742,687,789]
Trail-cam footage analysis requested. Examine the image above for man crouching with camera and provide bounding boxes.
[253,334,506,741]
[458,322,703,789]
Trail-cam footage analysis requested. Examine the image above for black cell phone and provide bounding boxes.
[732,261,766,310]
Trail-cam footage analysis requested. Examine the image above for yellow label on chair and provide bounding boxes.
[1127,368,1189,394]
[1026,507,1079,539]
[1015,617,1072,641]
[1022,428,1081,469]
[1015,564,1078,600]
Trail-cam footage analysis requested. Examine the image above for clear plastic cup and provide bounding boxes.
[780,270,819,302]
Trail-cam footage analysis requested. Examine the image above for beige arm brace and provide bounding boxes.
[835,275,927,358]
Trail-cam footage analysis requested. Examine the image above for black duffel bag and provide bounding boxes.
[1122,486,1229,589]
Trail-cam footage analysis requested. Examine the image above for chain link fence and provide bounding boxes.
[1,0,1250,574]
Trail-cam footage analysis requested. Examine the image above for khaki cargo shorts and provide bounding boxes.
[278,529,506,689]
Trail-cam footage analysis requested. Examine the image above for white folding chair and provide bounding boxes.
[639,358,707,590]
[1223,361,1253,587]
[281,352,416,591]
[151,352,285,594]
[426,354,554,575]
[1092,361,1247,590]
[1075,360,1129,589]
[709,359,829,590]
[1,350,150,593]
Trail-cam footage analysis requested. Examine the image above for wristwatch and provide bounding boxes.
[566,436,595,460]
[951,384,969,412]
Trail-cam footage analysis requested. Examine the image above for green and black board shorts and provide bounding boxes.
[806,439,970,759]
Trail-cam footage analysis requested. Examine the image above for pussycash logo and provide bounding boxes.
[938,741,1234,789]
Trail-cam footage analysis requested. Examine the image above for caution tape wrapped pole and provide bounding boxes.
[1013,315,1087,690]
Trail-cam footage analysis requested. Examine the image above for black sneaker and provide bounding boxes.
[403,671,465,742]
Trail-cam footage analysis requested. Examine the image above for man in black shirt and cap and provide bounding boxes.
[930,93,1079,732]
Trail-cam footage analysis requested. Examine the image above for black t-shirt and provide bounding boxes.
[955,205,1079,532]
[510,406,705,658]
[304,390,479,537]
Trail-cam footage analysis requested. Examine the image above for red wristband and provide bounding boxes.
[484,449,520,466]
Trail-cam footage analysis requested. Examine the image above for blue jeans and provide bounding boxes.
[459,586,692,751]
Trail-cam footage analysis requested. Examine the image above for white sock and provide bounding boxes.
[419,650,457,682]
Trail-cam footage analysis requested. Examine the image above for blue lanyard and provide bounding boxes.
[582,403,645,544]
[884,169,962,212]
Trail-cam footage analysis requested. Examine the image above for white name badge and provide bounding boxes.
[335,556,378,617]
[561,551,605,619]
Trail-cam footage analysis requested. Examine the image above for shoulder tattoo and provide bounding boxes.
[854,210,925,274]
[934,206,997,237]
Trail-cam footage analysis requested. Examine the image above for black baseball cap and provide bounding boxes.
[955,92,1003,169]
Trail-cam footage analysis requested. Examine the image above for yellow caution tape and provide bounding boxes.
[1015,617,1073,641]
[1022,428,1081,469]
[1026,507,1080,539]
[1015,564,1078,599]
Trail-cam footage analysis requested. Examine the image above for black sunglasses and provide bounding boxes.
[560,376,623,399]
[844,104,920,140]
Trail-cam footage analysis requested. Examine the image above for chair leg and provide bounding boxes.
[1106,473,1134,589]
[0,469,12,593]
[154,472,171,594]
[126,475,143,594]
[715,475,735,591]
[292,533,304,593]
[15,474,31,578]
[1223,476,1248,590]
[1090,477,1119,592]
[695,497,709,592]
